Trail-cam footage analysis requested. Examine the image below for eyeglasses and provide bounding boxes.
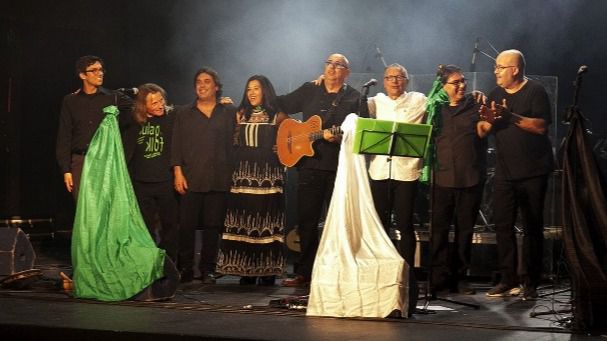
[494,65,516,72]
[324,61,348,70]
[384,75,407,82]
[84,68,106,74]
[446,78,466,87]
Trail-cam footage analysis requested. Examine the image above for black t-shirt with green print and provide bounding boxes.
[131,113,174,182]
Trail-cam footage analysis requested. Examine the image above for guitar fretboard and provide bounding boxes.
[309,127,342,141]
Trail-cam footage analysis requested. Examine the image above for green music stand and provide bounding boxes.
[352,117,432,158]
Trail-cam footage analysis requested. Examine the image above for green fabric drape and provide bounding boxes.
[72,105,165,301]
[420,77,449,184]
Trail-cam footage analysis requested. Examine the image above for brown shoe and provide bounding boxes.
[281,275,310,287]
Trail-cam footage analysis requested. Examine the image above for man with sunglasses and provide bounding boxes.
[278,53,363,287]
[480,50,554,300]
[56,55,134,198]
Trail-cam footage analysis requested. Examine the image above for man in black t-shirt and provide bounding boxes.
[278,53,361,287]
[480,50,554,300]
[126,83,178,262]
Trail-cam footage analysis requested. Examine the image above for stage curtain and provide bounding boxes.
[307,114,410,318]
[71,105,165,301]
[562,109,607,331]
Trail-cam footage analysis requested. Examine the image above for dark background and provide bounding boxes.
[2,0,606,226]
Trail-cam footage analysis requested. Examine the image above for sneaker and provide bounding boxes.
[486,283,520,297]
[522,285,538,301]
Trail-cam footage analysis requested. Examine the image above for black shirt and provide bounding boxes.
[171,102,236,192]
[277,82,361,171]
[488,79,554,180]
[129,113,174,183]
[434,94,487,188]
[56,87,133,173]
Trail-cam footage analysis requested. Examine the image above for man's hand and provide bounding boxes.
[219,97,234,105]
[312,74,324,86]
[472,90,486,104]
[173,166,188,195]
[479,103,497,124]
[63,173,74,192]
[323,126,341,143]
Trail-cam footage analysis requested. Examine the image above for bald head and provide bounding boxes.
[497,49,526,75]
[494,49,527,91]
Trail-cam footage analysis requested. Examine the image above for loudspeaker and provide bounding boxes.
[0,227,36,276]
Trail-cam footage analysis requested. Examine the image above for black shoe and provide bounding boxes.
[522,285,538,301]
[258,276,276,286]
[179,270,194,283]
[239,276,257,285]
[456,281,476,295]
[200,272,216,284]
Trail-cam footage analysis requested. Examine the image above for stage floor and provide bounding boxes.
[0,236,598,340]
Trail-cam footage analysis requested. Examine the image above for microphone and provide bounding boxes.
[577,65,588,75]
[470,37,480,71]
[116,87,139,96]
[362,79,377,88]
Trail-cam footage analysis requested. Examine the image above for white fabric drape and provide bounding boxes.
[306,113,410,318]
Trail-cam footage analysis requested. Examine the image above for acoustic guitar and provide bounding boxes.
[276,115,341,167]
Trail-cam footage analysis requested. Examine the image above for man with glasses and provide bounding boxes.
[279,53,362,287]
[56,55,134,198]
[480,50,554,300]
[367,63,427,272]
[429,65,491,296]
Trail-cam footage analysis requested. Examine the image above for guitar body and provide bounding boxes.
[276,115,322,167]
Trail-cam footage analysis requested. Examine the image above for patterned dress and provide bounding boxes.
[217,108,286,276]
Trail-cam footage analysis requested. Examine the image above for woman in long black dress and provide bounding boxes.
[217,75,287,285]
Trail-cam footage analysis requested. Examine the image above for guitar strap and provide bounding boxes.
[324,83,347,128]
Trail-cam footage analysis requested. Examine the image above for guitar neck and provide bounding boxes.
[309,126,342,141]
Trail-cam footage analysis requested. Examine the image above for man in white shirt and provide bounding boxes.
[368,63,427,267]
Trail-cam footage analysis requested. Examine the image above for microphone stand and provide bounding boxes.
[358,84,372,118]
[375,45,388,68]
[468,37,498,91]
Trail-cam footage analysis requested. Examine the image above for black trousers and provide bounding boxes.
[430,183,483,289]
[370,179,418,267]
[133,180,179,262]
[70,154,85,201]
[177,191,227,275]
[295,169,336,280]
[493,174,549,287]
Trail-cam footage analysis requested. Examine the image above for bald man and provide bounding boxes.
[278,53,363,287]
[480,50,554,300]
